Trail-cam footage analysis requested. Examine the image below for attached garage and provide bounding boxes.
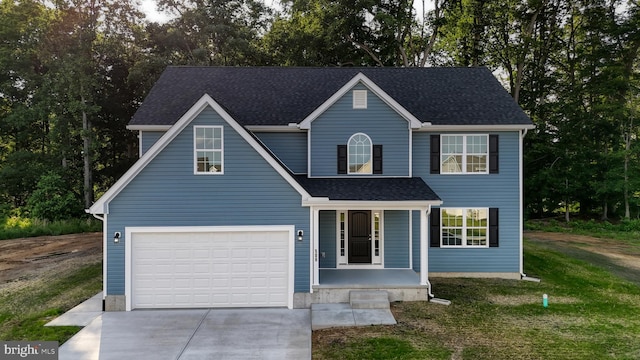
[124,226,294,311]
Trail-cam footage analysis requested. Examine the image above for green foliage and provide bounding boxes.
[0,217,102,240]
[26,172,83,221]
[525,219,640,244]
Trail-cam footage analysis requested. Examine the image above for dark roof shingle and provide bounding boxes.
[129,67,532,127]
[294,176,440,201]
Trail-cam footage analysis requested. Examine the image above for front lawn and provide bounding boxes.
[313,240,640,359]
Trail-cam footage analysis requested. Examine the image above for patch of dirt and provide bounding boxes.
[0,233,102,287]
[525,231,640,287]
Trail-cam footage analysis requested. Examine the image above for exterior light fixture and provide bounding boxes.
[113,232,121,244]
[297,230,304,241]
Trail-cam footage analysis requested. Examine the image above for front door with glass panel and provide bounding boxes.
[348,210,372,263]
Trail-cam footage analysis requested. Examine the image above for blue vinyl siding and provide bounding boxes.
[140,131,165,155]
[106,107,310,295]
[319,211,336,268]
[384,211,410,268]
[310,84,410,176]
[414,131,521,273]
[254,132,307,174]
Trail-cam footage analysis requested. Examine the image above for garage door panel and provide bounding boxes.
[130,229,290,309]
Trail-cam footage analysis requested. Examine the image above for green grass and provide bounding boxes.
[0,217,102,240]
[313,240,640,359]
[526,218,640,245]
[0,262,102,342]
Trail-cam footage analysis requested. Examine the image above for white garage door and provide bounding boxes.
[126,226,293,310]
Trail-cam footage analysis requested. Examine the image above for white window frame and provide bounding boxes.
[347,133,373,174]
[194,125,224,174]
[440,208,489,248]
[336,210,383,268]
[440,134,489,174]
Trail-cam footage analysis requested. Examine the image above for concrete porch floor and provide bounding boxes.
[318,269,422,287]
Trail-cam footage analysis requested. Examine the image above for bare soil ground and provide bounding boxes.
[0,233,102,288]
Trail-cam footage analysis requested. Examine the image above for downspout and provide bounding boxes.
[519,129,540,282]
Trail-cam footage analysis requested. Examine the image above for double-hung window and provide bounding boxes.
[194,126,223,174]
[441,208,488,247]
[441,135,488,174]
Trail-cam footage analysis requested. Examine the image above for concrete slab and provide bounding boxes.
[353,309,396,326]
[58,308,311,360]
[46,292,103,327]
[311,303,397,330]
[59,315,102,360]
[180,309,311,360]
[311,303,355,330]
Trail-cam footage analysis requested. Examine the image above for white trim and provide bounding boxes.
[193,125,224,175]
[102,214,108,298]
[138,131,143,158]
[440,208,490,248]
[347,133,373,175]
[408,128,413,177]
[88,94,314,214]
[408,210,413,270]
[126,125,172,131]
[124,225,295,311]
[307,128,312,176]
[352,89,368,109]
[418,124,535,132]
[245,125,303,132]
[312,209,320,288]
[299,73,423,130]
[420,208,429,287]
[519,129,526,275]
[303,199,442,209]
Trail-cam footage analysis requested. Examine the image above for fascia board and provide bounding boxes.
[298,73,423,129]
[89,94,312,214]
[417,124,536,132]
[126,125,172,131]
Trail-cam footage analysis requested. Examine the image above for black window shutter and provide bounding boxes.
[337,145,347,174]
[489,135,499,174]
[373,145,383,174]
[489,207,499,247]
[430,208,440,247]
[430,135,440,174]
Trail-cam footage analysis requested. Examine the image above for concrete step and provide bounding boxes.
[349,290,390,309]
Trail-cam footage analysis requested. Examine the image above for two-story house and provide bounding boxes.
[88,67,534,311]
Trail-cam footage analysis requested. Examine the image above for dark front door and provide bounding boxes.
[348,210,371,263]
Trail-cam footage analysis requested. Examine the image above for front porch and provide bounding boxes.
[311,269,430,303]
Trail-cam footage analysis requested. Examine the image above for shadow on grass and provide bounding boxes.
[527,237,640,287]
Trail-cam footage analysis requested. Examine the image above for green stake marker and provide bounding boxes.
[543,294,548,308]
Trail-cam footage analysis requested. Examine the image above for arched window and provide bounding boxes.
[348,133,372,174]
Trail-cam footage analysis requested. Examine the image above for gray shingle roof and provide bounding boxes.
[130,67,532,127]
[294,176,441,201]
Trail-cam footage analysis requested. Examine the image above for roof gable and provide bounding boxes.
[88,94,312,214]
[128,67,534,129]
[298,73,423,130]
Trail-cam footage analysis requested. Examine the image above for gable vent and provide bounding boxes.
[353,90,367,109]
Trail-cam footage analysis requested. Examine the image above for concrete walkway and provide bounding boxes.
[48,293,396,359]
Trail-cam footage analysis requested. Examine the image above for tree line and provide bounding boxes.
[1,0,638,221]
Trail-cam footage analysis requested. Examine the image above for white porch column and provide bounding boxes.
[420,207,429,286]
[312,207,320,287]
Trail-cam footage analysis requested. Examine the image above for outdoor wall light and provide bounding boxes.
[297,230,304,241]
[113,232,121,244]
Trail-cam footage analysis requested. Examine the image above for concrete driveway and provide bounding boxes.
[60,308,311,360]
